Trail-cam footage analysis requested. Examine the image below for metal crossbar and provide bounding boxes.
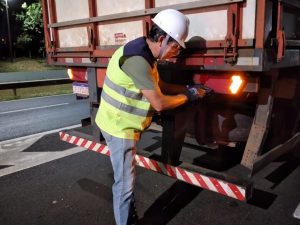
[0,70,70,90]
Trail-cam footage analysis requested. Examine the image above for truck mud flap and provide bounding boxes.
[59,129,252,201]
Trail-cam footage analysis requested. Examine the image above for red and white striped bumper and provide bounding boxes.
[59,131,250,201]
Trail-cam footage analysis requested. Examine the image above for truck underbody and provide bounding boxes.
[59,64,300,200]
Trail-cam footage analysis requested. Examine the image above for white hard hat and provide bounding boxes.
[152,9,190,48]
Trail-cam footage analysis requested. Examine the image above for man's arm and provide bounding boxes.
[158,78,187,95]
[141,85,188,112]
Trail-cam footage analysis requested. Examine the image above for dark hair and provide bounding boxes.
[147,24,175,43]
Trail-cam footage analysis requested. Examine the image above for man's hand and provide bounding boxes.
[185,87,202,102]
[190,84,214,95]
[185,84,214,102]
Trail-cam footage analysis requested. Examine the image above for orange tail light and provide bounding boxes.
[229,75,244,94]
[67,68,74,80]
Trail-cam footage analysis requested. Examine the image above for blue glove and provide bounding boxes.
[188,84,214,96]
[185,87,201,102]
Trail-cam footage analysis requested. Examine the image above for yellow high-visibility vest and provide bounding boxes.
[95,46,159,140]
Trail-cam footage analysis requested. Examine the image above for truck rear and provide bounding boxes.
[42,0,300,200]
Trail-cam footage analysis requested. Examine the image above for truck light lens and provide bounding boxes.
[67,68,74,80]
[229,75,243,94]
[193,73,257,94]
[67,68,87,82]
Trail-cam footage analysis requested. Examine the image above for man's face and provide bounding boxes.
[160,40,183,60]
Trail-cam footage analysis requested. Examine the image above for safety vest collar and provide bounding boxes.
[123,37,156,68]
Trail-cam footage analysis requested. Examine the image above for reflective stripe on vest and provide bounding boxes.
[101,90,154,117]
[104,75,148,102]
[102,80,152,114]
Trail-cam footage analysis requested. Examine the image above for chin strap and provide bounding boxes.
[158,34,170,60]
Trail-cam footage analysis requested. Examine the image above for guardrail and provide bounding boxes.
[0,70,71,90]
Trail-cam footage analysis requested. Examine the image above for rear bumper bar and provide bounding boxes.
[59,129,252,201]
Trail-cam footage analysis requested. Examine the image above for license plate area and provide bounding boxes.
[73,82,89,96]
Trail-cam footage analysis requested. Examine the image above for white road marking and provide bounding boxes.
[0,124,81,145]
[0,146,86,177]
[294,203,300,219]
[0,102,69,115]
[0,125,88,177]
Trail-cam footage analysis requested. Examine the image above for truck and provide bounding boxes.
[42,0,300,201]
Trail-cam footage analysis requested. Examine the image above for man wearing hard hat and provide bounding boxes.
[95,9,209,225]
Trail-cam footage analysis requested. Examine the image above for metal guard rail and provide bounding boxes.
[0,70,71,90]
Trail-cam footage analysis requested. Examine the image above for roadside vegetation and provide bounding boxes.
[0,58,62,72]
[0,84,72,102]
[0,1,72,102]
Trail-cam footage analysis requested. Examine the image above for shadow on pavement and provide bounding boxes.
[193,145,245,172]
[248,189,277,209]
[248,153,300,209]
[143,136,162,153]
[77,178,113,202]
[23,133,75,152]
[139,181,201,225]
[0,165,12,170]
[266,154,300,189]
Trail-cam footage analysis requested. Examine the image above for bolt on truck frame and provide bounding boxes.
[42,0,300,201]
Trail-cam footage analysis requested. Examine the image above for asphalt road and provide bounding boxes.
[0,129,299,225]
[0,94,89,141]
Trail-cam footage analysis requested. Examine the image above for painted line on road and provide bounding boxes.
[0,102,70,115]
[0,146,86,177]
[0,124,85,177]
[294,203,300,219]
[0,124,81,145]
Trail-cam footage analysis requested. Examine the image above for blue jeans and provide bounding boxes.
[101,130,137,225]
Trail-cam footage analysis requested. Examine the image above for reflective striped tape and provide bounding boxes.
[65,58,92,64]
[60,132,110,156]
[59,131,246,201]
[134,155,246,201]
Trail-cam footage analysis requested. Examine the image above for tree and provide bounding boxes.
[0,0,5,12]
[16,1,44,57]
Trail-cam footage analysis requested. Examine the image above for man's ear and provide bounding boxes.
[157,35,165,47]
